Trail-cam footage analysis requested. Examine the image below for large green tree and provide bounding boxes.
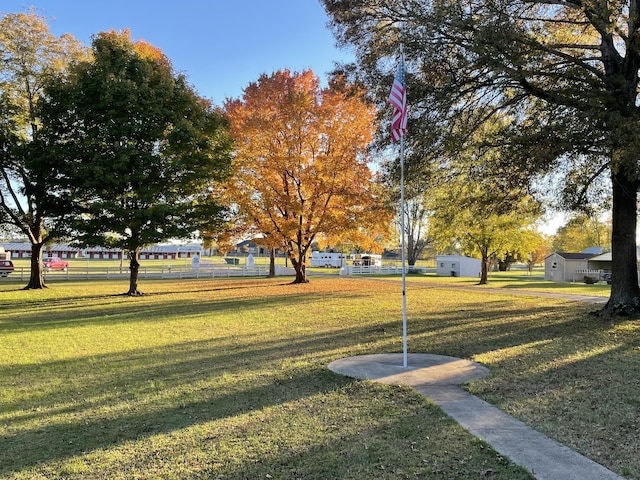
[0,11,86,289]
[431,172,541,284]
[323,0,640,316]
[553,213,612,253]
[33,30,232,295]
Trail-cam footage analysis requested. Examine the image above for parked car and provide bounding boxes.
[603,272,612,285]
[43,256,69,272]
[0,260,14,277]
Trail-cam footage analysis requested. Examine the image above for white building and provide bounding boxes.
[544,252,597,282]
[436,255,481,278]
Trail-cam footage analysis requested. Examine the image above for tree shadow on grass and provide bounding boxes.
[0,314,401,475]
[0,349,342,473]
[0,298,605,475]
[2,364,535,479]
[0,287,368,332]
[0,278,631,477]
[404,300,600,358]
[208,386,534,480]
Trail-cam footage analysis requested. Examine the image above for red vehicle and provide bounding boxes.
[43,256,69,272]
[0,260,14,277]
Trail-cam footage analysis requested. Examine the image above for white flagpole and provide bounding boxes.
[398,44,408,369]
[389,44,408,368]
[400,127,407,368]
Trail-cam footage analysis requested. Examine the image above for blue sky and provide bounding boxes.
[1,0,352,105]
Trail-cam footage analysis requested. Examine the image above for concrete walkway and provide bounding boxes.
[328,353,623,480]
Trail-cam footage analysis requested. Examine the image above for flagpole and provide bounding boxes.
[400,125,408,368]
[388,45,408,368]
[397,44,407,369]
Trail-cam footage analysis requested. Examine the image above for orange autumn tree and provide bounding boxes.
[225,69,387,283]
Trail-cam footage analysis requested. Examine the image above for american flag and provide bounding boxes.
[388,53,407,142]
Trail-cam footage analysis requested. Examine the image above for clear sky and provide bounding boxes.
[1,0,352,105]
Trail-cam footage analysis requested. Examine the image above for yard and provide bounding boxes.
[0,275,637,479]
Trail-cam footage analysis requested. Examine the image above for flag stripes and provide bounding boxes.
[388,54,407,142]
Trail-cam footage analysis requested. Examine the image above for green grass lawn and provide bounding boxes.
[0,276,636,479]
[388,268,613,297]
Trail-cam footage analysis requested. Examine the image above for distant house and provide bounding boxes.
[544,252,598,282]
[234,239,270,256]
[45,244,81,259]
[0,243,82,259]
[586,252,612,272]
[0,242,203,260]
[84,246,123,260]
[0,243,32,258]
[233,239,287,257]
[436,255,481,278]
[585,249,640,275]
[139,244,202,260]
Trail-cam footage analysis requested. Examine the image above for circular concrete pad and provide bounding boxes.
[328,353,489,387]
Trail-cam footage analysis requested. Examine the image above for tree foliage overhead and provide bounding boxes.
[33,30,232,295]
[323,0,640,315]
[0,11,87,289]
[224,69,390,283]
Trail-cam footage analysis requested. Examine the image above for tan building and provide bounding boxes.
[544,252,597,282]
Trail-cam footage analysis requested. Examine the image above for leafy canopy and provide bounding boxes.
[224,69,390,282]
[322,0,640,312]
[0,11,87,289]
[33,30,232,293]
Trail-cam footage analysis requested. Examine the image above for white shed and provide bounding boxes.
[436,255,481,278]
[544,252,596,282]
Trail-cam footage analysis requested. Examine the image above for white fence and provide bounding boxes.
[576,269,604,275]
[340,265,427,275]
[5,264,272,282]
[3,262,424,281]
[574,269,606,282]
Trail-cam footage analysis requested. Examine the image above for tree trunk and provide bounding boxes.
[604,170,640,315]
[293,262,307,283]
[290,254,308,284]
[24,242,46,289]
[268,248,276,277]
[407,231,416,267]
[478,248,489,285]
[127,249,142,295]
